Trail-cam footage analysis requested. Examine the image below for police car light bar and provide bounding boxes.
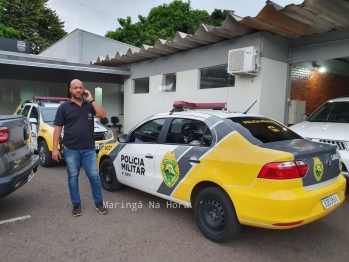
[173,101,226,110]
[33,96,69,101]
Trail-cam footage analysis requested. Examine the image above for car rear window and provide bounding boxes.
[224,117,302,144]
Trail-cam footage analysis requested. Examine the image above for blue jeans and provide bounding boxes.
[63,148,103,206]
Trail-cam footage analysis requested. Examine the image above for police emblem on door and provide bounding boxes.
[161,151,180,188]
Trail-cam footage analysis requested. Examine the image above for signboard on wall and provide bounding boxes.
[0,38,31,54]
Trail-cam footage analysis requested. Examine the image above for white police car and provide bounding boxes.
[97,101,345,243]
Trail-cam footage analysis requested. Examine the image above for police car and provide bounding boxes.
[97,101,346,243]
[16,96,114,167]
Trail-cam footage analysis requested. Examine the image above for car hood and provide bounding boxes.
[94,122,108,132]
[290,121,349,141]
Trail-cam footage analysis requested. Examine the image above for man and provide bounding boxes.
[52,79,108,216]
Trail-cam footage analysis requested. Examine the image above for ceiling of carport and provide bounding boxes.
[93,0,349,67]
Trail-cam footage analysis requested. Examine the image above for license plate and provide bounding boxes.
[27,170,35,182]
[95,144,101,150]
[321,194,340,210]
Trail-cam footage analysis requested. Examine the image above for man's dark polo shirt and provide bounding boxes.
[54,99,96,150]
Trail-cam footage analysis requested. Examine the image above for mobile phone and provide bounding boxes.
[83,91,89,98]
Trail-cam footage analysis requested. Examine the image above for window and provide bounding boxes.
[134,78,149,94]
[165,118,212,147]
[159,73,176,92]
[29,107,39,121]
[225,117,302,144]
[129,118,165,143]
[20,105,31,117]
[200,64,235,89]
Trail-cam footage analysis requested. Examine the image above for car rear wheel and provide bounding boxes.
[39,140,54,167]
[100,158,122,191]
[194,187,241,243]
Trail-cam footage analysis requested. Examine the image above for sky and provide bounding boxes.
[46,0,304,36]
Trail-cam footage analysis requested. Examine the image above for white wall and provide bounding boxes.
[124,69,264,133]
[259,57,288,123]
[40,29,139,64]
[0,78,67,114]
[39,30,80,62]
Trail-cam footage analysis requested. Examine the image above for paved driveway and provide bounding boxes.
[0,163,348,262]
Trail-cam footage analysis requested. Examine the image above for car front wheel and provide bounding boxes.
[100,158,122,191]
[39,140,54,167]
[194,187,241,243]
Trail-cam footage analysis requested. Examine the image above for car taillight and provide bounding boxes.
[0,127,9,143]
[258,161,308,180]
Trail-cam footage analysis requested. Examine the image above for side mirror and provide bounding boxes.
[301,114,309,121]
[29,118,39,125]
[117,134,128,143]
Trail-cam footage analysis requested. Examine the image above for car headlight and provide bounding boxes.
[336,147,343,171]
[104,129,113,140]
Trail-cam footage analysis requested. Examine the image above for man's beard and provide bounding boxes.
[72,94,83,100]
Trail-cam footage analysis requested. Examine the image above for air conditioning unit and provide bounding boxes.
[228,46,260,75]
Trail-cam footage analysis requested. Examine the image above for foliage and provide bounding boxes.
[0,5,20,39]
[106,0,233,47]
[0,0,67,54]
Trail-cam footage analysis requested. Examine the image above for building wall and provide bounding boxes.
[0,78,67,114]
[40,29,139,64]
[290,66,349,115]
[124,32,289,132]
[124,57,287,132]
[259,58,288,122]
[39,30,80,62]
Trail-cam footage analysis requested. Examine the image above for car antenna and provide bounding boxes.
[243,100,257,114]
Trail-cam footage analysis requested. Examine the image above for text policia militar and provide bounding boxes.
[121,155,145,176]
[103,201,191,211]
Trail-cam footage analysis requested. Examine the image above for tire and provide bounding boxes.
[38,140,54,167]
[194,187,241,243]
[100,158,122,191]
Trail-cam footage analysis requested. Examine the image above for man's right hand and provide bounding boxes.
[52,149,61,162]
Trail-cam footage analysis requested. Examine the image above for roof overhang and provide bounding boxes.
[93,0,349,68]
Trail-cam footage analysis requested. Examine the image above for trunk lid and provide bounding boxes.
[260,139,341,187]
[0,115,33,176]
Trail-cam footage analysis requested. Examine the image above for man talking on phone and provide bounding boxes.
[52,79,108,216]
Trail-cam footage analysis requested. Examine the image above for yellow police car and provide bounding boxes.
[16,96,114,167]
[97,101,346,243]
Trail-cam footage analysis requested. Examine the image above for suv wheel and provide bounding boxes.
[39,141,54,167]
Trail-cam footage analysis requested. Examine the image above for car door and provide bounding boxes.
[115,118,166,192]
[154,117,214,201]
[28,106,39,150]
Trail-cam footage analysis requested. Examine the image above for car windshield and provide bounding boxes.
[224,116,302,144]
[41,107,58,122]
[308,101,349,123]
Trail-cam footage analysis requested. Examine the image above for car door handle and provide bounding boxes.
[188,156,200,163]
[145,154,153,159]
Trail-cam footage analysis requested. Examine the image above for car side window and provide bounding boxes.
[129,118,165,143]
[29,107,39,122]
[20,105,32,117]
[165,118,212,147]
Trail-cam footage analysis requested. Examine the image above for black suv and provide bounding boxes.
[0,115,39,198]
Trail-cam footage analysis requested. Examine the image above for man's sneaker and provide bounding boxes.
[72,204,82,217]
[95,202,108,214]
